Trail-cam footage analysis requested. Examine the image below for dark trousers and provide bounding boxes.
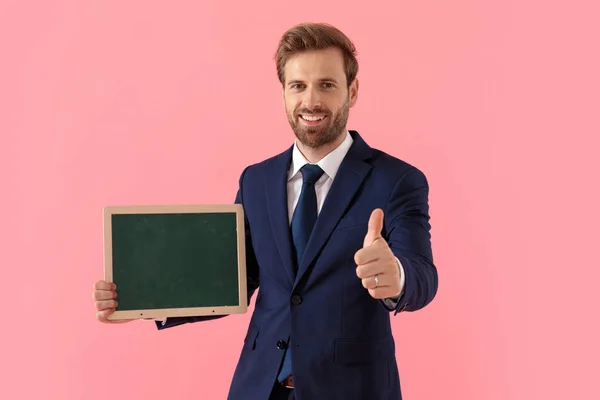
[268,380,295,400]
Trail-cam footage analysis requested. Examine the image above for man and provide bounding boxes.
[93,23,438,400]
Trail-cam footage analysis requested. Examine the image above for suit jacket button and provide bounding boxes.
[276,340,287,350]
[291,294,302,305]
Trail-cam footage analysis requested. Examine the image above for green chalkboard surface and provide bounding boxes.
[103,205,247,320]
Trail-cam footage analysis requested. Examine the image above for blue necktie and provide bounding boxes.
[278,164,324,382]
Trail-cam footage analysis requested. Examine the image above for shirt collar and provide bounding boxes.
[288,130,354,182]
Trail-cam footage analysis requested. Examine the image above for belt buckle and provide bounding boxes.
[281,375,294,389]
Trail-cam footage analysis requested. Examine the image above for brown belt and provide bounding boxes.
[281,375,294,389]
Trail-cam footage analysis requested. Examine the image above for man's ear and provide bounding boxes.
[349,78,359,107]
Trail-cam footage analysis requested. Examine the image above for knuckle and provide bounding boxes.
[97,311,108,322]
[355,267,364,279]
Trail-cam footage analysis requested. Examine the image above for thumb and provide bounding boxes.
[363,208,384,247]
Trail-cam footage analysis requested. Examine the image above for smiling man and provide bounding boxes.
[93,23,438,400]
[283,46,352,155]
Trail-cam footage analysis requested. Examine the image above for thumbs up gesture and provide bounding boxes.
[355,209,402,299]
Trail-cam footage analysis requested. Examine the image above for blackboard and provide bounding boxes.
[102,204,247,320]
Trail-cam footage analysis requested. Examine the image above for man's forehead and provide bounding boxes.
[284,48,346,82]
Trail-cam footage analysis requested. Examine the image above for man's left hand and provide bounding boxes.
[355,208,402,299]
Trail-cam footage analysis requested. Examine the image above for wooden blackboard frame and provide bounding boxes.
[102,204,247,321]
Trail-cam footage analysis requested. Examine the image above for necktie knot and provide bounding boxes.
[301,164,324,185]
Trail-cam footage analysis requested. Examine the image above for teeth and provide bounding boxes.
[301,115,325,121]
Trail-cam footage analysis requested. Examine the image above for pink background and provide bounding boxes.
[2,1,599,399]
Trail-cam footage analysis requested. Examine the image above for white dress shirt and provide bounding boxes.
[287,131,405,309]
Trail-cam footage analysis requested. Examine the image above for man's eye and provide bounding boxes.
[292,84,304,89]
[323,83,334,88]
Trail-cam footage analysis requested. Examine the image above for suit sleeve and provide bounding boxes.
[384,167,438,315]
[156,167,261,330]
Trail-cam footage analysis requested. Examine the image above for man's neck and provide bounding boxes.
[296,131,347,163]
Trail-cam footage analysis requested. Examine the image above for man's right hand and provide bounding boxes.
[93,280,133,323]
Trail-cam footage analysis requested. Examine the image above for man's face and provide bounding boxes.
[283,47,358,149]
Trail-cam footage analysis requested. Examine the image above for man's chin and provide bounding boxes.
[294,129,339,149]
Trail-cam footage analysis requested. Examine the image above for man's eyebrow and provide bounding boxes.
[287,78,340,85]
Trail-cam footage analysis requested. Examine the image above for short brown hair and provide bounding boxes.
[275,23,359,87]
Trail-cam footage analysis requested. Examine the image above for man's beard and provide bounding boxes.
[287,97,349,149]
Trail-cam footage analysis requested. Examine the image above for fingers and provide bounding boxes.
[93,290,117,301]
[96,308,134,324]
[361,275,400,299]
[93,280,131,323]
[93,280,118,317]
[362,274,402,299]
[356,255,400,299]
[354,245,385,266]
[93,280,117,303]
[360,273,389,290]
[95,299,118,311]
[355,259,384,280]
[356,256,399,278]
[96,309,116,323]
[94,280,116,291]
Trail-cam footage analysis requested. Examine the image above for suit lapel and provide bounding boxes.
[294,131,373,288]
[265,146,296,286]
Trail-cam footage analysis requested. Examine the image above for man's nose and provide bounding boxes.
[302,88,322,110]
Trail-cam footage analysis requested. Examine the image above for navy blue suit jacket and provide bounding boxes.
[157,131,438,400]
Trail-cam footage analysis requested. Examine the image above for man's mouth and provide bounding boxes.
[299,114,327,126]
